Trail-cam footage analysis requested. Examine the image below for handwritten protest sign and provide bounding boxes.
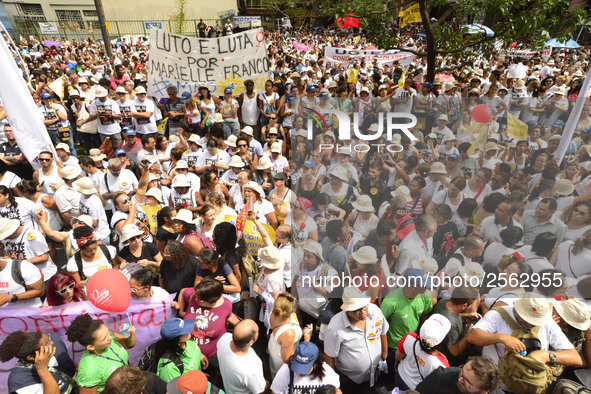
[324,47,414,68]
[148,28,270,97]
[0,296,175,388]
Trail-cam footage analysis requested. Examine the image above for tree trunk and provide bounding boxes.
[419,0,437,82]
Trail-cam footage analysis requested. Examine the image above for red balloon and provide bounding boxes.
[472,104,493,123]
[86,269,131,313]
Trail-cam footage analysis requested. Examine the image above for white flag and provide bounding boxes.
[0,35,53,169]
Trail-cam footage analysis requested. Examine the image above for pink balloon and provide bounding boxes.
[472,104,492,123]
[86,269,131,313]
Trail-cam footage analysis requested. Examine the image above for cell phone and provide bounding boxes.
[140,159,150,166]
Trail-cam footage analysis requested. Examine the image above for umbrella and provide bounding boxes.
[417,33,426,37]
[463,24,495,37]
[43,40,62,47]
[294,43,309,51]
[545,38,581,49]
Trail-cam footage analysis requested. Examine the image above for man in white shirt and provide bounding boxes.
[396,214,437,274]
[131,86,157,136]
[442,235,484,277]
[97,158,139,213]
[217,319,267,394]
[392,76,416,113]
[136,134,158,165]
[53,166,83,225]
[478,199,523,243]
[83,86,122,150]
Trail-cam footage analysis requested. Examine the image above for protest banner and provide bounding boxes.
[324,47,414,68]
[507,114,528,140]
[243,220,277,256]
[498,45,552,61]
[0,296,175,388]
[147,28,270,97]
[398,4,421,29]
[233,16,262,28]
[38,22,59,35]
[0,35,53,170]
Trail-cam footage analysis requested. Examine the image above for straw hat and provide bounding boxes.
[145,187,164,203]
[257,156,272,170]
[437,114,448,122]
[74,177,96,195]
[555,179,575,196]
[341,286,371,311]
[174,209,194,224]
[229,156,246,168]
[514,80,526,89]
[352,195,374,212]
[331,166,349,181]
[391,186,412,202]
[172,174,191,188]
[258,246,284,269]
[513,293,552,326]
[243,181,264,196]
[430,162,448,175]
[302,241,324,262]
[88,148,106,161]
[484,142,499,153]
[444,82,455,92]
[212,113,223,123]
[553,299,591,331]
[225,135,237,148]
[0,218,20,240]
[121,224,144,243]
[241,126,254,136]
[351,246,378,265]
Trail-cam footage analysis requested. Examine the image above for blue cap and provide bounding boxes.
[404,268,433,288]
[306,86,316,92]
[319,91,328,98]
[160,317,194,339]
[115,149,126,156]
[125,128,136,136]
[303,160,316,168]
[291,342,319,375]
[552,120,565,128]
[224,87,233,94]
[40,92,51,99]
[526,120,538,127]
[422,82,433,89]
[447,153,459,161]
[287,93,296,103]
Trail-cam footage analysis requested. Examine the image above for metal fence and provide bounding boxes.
[6,18,228,41]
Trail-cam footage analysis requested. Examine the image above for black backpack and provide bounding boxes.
[11,259,25,286]
[138,342,184,375]
[74,244,113,281]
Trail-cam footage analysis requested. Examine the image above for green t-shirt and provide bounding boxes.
[380,287,433,348]
[77,333,129,392]
[157,339,202,382]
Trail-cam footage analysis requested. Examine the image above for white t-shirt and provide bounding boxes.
[66,245,117,279]
[132,98,157,134]
[555,240,591,278]
[0,172,21,189]
[0,259,42,307]
[2,228,57,280]
[398,332,449,390]
[90,98,121,135]
[39,103,69,132]
[197,149,230,169]
[473,305,573,365]
[0,197,40,230]
[79,194,110,241]
[216,333,266,394]
[97,169,139,211]
[270,362,340,394]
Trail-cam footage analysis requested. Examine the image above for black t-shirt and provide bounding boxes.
[144,372,167,394]
[156,227,176,244]
[195,262,233,285]
[119,242,160,264]
[433,221,460,257]
[160,255,198,295]
[0,141,22,156]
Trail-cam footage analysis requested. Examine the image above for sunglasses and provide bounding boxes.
[128,235,141,242]
[120,198,129,204]
[56,282,75,295]
[130,285,147,293]
[238,144,247,147]
[39,158,52,162]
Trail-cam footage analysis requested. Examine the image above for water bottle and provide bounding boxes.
[519,351,527,356]
[119,323,131,338]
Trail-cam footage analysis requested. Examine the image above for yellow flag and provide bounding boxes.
[507,114,528,140]
[467,122,490,153]
[398,4,421,29]
[398,66,409,89]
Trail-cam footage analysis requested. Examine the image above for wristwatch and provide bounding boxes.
[548,351,557,363]
[10,294,18,303]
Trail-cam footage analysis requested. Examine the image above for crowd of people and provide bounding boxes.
[1,21,591,394]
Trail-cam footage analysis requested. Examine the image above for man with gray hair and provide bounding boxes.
[98,157,139,215]
[395,214,437,275]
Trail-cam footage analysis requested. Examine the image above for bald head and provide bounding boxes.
[232,319,258,349]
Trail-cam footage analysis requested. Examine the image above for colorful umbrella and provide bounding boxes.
[294,43,309,51]
[545,38,580,49]
[43,41,62,47]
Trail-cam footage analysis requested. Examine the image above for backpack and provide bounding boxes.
[138,342,184,375]
[551,379,591,394]
[11,259,25,286]
[74,244,113,281]
[493,306,555,394]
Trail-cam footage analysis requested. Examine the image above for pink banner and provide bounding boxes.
[0,295,175,387]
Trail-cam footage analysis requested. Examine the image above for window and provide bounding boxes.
[244,0,264,9]
[55,9,84,30]
[83,10,98,18]
[18,3,44,16]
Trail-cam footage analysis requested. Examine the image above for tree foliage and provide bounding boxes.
[170,0,189,35]
[264,0,589,81]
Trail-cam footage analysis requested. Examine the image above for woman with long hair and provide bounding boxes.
[212,221,243,285]
[159,240,198,296]
[206,192,237,223]
[65,225,120,283]
[45,272,87,306]
[195,204,217,244]
[199,170,230,203]
[395,314,452,390]
[65,314,135,393]
[0,185,40,230]
[516,231,558,273]
[156,134,185,173]
[501,140,529,171]
[407,176,429,217]
[562,201,591,242]
[268,292,305,378]
[183,92,205,135]
[235,136,259,172]
[148,317,208,382]
[555,228,591,278]
[270,342,340,393]
[156,206,177,254]
[16,179,63,230]
[194,248,241,303]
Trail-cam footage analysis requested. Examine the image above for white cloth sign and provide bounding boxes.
[38,22,58,35]
[324,47,414,68]
[147,28,270,97]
